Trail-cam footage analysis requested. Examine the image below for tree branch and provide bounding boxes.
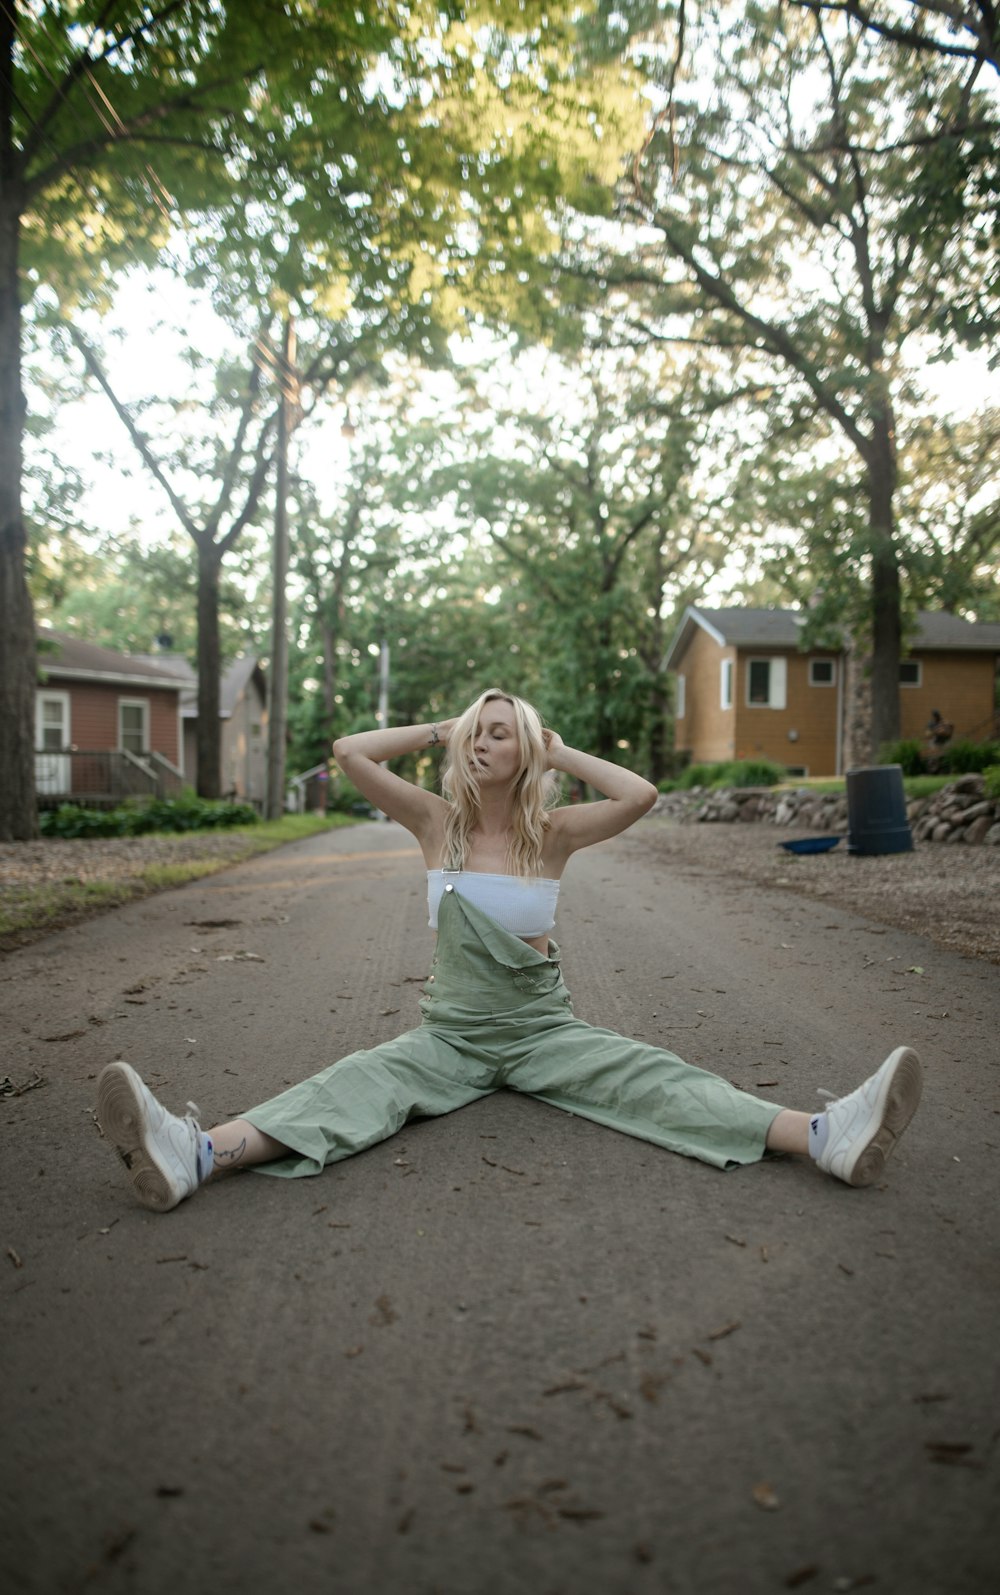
[64,317,199,542]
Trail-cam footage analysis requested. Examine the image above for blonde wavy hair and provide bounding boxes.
[440,689,558,876]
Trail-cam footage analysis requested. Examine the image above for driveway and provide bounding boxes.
[2,819,996,1594]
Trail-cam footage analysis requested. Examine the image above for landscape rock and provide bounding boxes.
[652,776,999,846]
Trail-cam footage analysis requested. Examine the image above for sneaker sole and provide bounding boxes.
[96,1061,179,1212]
[845,1046,923,1187]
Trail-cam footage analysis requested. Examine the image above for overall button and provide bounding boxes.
[445,884,455,893]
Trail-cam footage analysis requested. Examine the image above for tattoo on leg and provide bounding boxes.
[215,1137,247,1169]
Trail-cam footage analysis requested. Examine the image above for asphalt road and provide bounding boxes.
[2,819,997,1595]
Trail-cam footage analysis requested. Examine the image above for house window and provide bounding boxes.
[119,699,149,755]
[899,660,922,687]
[746,656,787,709]
[675,675,686,719]
[809,659,836,686]
[37,692,70,750]
[720,659,733,710]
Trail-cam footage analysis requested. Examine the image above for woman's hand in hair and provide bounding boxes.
[541,728,566,769]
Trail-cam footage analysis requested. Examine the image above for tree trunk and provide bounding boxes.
[195,540,222,799]
[866,409,902,762]
[0,17,37,842]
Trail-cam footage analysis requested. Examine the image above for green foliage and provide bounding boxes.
[937,739,1000,774]
[884,737,1000,776]
[326,775,376,816]
[677,759,785,790]
[39,796,259,838]
[983,766,1000,803]
[880,739,928,776]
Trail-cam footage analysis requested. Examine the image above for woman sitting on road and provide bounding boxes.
[96,689,923,1212]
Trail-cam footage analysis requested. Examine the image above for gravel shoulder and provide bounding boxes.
[638,815,1000,964]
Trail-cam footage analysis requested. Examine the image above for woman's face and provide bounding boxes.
[470,697,523,787]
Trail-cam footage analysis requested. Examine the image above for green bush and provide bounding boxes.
[40,796,259,838]
[723,759,785,788]
[981,765,1000,802]
[326,774,377,815]
[676,758,785,790]
[677,762,720,790]
[879,739,927,777]
[937,738,1000,774]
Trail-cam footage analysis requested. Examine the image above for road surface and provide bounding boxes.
[2,819,997,1594]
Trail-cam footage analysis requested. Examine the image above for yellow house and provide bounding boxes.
[664,607,1000,777]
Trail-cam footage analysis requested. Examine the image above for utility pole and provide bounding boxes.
[266,315,297,819]
[377,638,390,735]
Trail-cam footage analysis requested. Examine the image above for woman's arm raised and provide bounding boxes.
[543,731,658,863]
[332,720,454,849]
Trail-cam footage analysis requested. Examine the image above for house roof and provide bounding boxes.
[109,651,265,720]
[38,629,186,692]
[664,606,1000,669]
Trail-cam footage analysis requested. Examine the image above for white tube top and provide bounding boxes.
[427,870,560,937]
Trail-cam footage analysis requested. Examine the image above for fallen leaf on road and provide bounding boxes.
[343,1346,363,1358]
[543,1379,588,1396]
[752,1481,780,1510]
[370,1294,397,1326]
[7,1247,23,1269]
[639,1373,667,1404]
[558,1506,604,1522]
[725,1234,746,1247]
[507,1424,542,1441]
[707,1320,741,1341]
[785,1564,819,1588]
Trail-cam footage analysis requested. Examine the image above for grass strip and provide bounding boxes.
[0,813,357,952]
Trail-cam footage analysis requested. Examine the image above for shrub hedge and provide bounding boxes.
[40,795,260,838]
[879,737,1000,777]
[658,759,786,793]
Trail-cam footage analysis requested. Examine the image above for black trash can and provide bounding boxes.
[846,764,913,856]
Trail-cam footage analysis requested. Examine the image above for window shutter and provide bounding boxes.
[770,657,787,710]
[720,659,733,710]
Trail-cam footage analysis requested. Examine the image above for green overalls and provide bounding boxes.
[245,886,783,1178]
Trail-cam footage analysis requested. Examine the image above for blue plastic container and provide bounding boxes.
[846,764,913,856]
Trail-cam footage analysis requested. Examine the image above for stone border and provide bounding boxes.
[651,772,1000,845]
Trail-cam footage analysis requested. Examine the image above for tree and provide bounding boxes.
[2,1,631,836]
[32,527,269,661]
[568,0,999,758]
[66,320,275,797]
[435,352,728,776]
[785,2,999,74]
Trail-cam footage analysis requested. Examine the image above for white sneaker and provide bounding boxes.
[817,1046,922,1187]
[97,1061,204,1212]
